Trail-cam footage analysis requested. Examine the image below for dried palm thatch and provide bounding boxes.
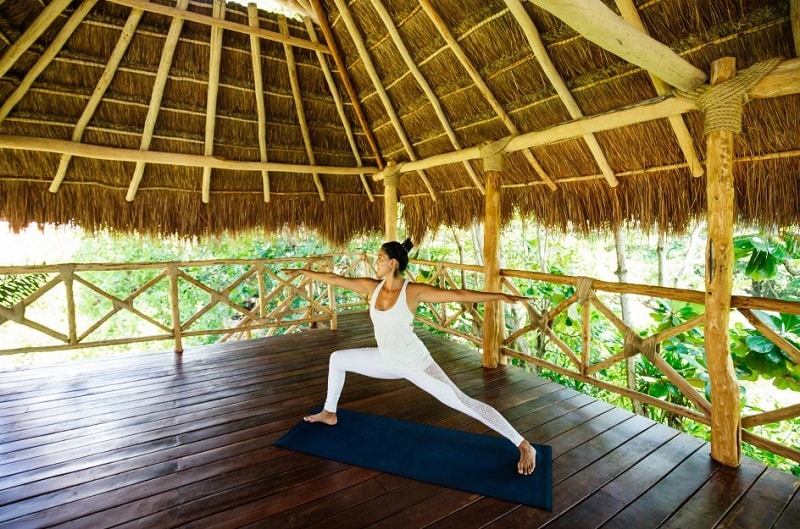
[0,0,798,244]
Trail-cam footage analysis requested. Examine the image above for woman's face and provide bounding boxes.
[376,250,395,278]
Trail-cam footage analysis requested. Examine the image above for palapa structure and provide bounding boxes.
[1,0,800,467]
[0,0,798,244]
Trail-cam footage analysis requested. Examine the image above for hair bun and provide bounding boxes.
[401,238,414,253]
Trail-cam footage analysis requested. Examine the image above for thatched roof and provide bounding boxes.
[0,0,798,244]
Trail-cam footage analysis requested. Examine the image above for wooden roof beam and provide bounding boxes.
[279,15,325,201]
[0,134,378,175]
[331,0,437,201]
[303,16,374,201]
[126,0,189,203]
[0,0,99,124]
[792,0,800,57]
[50,7,144,194]
[507,0,618,187]
[418,0,556,191]
[527,0,707,91]
[107,0,329,54]
[201,0,225,204]
[248,3,271,203]
[309,0,384,170]
[0,0,73,78]
[388,58,800,176]
[368,0,485,194]
[615,0,703,178]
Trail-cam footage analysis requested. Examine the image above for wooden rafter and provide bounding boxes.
[792,0,800,57]
[506,0,618,187]
[309,0,384,170]
[303,16,374,201]
[201,0,225,204]
[279,15,325,202]
[107,0,329,54]
[418,0,556,191]
[368,0,486,194]
[615,0,703,177]
[0,0,99,124]
[332,0,437,200]
[0,0,72,78]
[384,59,800,178]
[248,3,271,203]
[126,0,188,203]
[50,7,144,193]
[527,0,707,90]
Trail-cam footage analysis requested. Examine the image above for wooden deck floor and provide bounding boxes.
[1,311,798,529]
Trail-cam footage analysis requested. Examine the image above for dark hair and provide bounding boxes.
[381,238,414,272]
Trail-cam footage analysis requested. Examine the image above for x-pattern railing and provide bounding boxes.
[1,253,797,463]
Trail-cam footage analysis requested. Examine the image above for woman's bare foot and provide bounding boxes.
[518,440,536,475]
[304,410,338,425]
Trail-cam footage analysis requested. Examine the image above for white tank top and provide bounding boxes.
[369,279,432,371]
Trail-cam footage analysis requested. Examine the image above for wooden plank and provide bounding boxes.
[715,466,800,528]
[659,457,765,528]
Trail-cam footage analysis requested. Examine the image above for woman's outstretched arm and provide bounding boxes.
[281,268,378,297]
[407,282,528,307]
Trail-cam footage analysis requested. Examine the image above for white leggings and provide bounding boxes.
[322,347,525,447]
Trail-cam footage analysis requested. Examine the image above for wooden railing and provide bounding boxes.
[0,254,374,356]
[1,253,798,464]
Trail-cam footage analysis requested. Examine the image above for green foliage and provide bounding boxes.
[0,273,48,305]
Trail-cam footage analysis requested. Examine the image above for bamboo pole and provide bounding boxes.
[369,0,485,194]
[704,57,741,468]
[51,8,143,193]
[309,0,384,170]
[60,265,77,345]
[528,0,707,90]
[0,134,376,176]
[383,163,399,242]
[482,168,503,368]
[418,0,556,191]
[0,0,100,124]
[331,0,437,200]
[0,0,73,78]
[108,0,329,53]
[280,16,325,201]
[202,0,225,204]
[127,0,189,202]
[303,17,374,201]
[505,0,618,187]
[248,3,271,203]
[614,0,703,177]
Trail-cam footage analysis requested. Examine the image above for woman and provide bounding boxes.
[282,239,536,475]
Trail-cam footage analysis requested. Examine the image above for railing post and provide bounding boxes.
[328,255,337,331]
[59,264,77,345]
[167,264,183,354]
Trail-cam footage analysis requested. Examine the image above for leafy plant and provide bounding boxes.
[0,274,48,306]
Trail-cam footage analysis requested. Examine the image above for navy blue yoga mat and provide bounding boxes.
[275,408,553,509]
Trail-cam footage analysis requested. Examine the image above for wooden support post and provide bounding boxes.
[483,169,503,368]
[704,57,741,467]
[60,264,77,345]
[383,163,400,242]
[168,264,183,354]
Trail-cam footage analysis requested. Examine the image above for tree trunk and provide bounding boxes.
[614,226,644,415]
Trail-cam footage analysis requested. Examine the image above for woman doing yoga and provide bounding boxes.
[282,239,536,475]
